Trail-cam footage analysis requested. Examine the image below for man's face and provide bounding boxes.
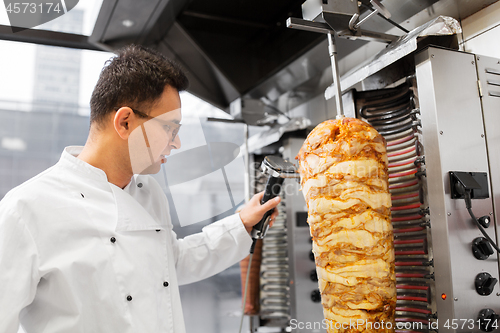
[128,86,182,175]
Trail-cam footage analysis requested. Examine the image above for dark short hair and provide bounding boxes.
[90,44,189,127]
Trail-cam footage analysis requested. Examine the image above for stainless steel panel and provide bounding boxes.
[285,89,356,127]
[245,39,331,102]
[476,55,500,279]
[302,0,326,22]
[282,138,325,333]
[287,93,328,127]
[302,0,358,30]
[416,47,499,332]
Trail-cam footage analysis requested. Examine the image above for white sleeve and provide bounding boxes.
[171,213,253,285]
[0,207,40,333]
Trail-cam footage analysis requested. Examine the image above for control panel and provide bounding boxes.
[416,47,500,332]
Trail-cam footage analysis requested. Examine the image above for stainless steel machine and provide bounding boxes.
[414,47,500,332]
[234,0,500,331]
[242,49,499,333]
[247,46,500,333]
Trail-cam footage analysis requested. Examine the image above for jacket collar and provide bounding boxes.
[110,182,166,232]
[59,146,110,184]
[59,146,168,232]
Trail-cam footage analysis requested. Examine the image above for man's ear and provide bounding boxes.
[114,107,133,140]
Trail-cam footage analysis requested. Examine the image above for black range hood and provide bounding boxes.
[89,0,496,113]
[90,0,325,110]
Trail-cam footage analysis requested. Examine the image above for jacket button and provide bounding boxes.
[126,295,132,301]
[110,237,116,243]
[163,281,169,287]
[137,183,143,188]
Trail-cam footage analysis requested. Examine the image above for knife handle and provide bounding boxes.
[251,176,284,240]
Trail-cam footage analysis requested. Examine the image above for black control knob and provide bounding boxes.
[309,251,315,261]
[478,216,491,228]
[310,269,318,282]
[473,237,495,260]
[311,290,321,303]
[478,308,500,332]
[475,272,498,296]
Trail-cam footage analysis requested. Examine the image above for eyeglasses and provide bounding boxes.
[116,107,181,141]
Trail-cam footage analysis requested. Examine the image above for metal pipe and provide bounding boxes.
[244,123,250,203]
[353,9,379,30]
[327,33,344,118]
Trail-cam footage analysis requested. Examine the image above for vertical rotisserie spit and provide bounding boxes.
[296,118,396,332]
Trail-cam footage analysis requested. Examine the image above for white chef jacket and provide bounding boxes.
[0,146,253,333]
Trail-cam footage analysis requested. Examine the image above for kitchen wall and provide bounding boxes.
[461,1,500,59]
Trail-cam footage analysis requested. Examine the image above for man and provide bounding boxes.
[0,45,280,333]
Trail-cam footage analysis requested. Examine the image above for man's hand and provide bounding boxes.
[239,191,281,233]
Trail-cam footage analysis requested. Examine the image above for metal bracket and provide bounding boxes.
[286,17,398,43]
[352,0,391,30]
[286,0,399,118]
[371,0,391,19]
[286,16,398,118]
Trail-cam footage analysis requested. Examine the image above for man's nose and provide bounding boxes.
[171,134,181,150]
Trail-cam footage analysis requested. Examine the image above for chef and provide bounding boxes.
[0,45,280,333]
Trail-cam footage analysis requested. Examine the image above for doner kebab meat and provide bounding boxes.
[296,118,396,332]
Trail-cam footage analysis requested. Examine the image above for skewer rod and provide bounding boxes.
[327,33,344,118]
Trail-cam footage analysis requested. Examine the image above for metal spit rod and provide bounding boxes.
[327,32,344,118]
[285,20,345,118]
